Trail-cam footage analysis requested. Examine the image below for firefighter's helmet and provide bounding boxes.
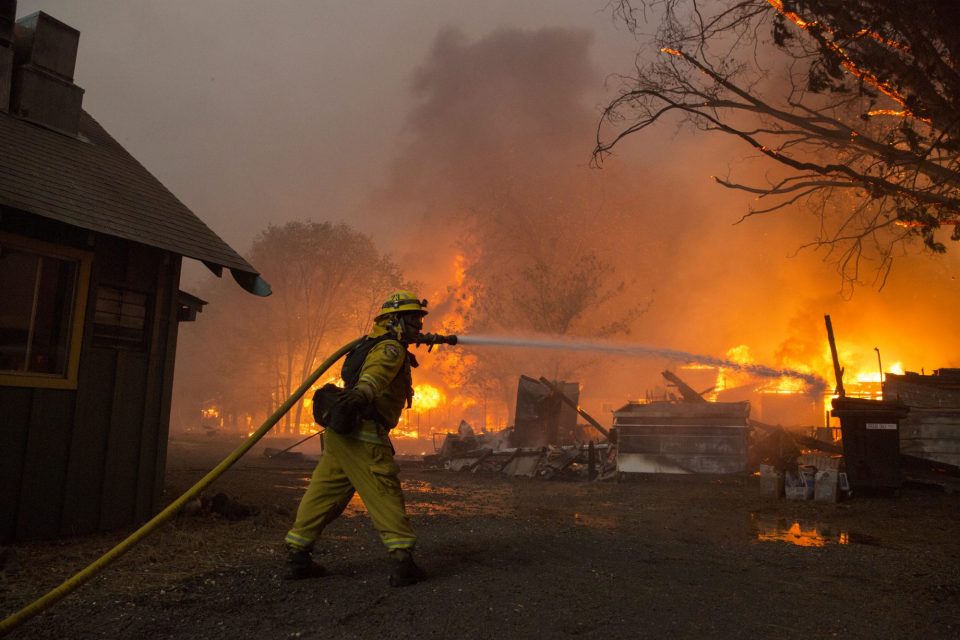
[376,290,428,319]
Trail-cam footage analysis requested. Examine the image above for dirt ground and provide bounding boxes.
[3,437,959,640]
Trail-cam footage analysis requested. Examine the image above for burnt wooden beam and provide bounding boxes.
[824,315,845,398]
[661,370,708,403]
[749,419,843,454]
[537,377,612,441]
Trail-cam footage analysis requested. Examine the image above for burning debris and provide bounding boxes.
[420,350,960,497]
[423,374,613,480]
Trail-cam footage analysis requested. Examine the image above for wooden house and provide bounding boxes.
[0,6,270,541]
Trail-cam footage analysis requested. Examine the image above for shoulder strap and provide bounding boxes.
[341,334,404,388]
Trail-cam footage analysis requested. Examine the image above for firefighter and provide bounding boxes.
[283,291,428,587]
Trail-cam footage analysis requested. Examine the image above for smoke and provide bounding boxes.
[375,27,657,319]
[370,24,960,422]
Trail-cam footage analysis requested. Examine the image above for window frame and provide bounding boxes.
[0,231,91,390]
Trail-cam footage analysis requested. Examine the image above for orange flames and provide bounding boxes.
[681,338,913,429]
[766,0,928,122]
[412,383,445,412]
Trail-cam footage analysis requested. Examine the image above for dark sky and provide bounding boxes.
[17,0,960,392]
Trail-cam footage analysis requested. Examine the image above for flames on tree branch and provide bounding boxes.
[598,0,960,289]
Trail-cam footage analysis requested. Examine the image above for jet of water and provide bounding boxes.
[456,334,827,392]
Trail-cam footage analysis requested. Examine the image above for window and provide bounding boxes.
[0,232,90,388]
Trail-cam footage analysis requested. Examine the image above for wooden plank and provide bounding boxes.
[60,347,117,535]
[61,244,116,536]
[99,350,149,530]
[537,377,611,440]
[135,255,178,521]
[15,389,75,539]
[152,256,182,513]
[902,421,960,440]
[884,378,960,408]
[0,387,33,541]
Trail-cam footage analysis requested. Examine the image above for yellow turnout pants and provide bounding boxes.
[284,430,416,553]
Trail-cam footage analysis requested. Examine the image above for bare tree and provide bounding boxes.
[176,221,405,435]
[597,0,960,289]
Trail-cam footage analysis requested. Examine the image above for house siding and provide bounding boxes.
[0,217,182,541]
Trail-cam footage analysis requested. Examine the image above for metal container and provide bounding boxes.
[613,401,750,474]
[831,397,909,492]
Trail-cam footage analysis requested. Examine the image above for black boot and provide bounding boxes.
[389,551,426,587]
[283,549,326,580]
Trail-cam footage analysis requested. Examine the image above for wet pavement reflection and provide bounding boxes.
[752,515,883,547]
[402,479,517,517]
[573,512,620,529]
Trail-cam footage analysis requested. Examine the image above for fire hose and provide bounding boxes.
[0,337,366,637]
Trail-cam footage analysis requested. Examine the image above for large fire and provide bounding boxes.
[683,338,913,431]
[196,246,953,444]
[411,383,444,412]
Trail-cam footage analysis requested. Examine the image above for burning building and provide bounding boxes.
[0,5,268,541]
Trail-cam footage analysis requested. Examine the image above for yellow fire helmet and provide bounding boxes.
[376,290,429,319]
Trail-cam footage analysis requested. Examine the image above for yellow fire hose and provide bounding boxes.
[0,337,363,637]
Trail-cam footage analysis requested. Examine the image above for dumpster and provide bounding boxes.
[614,400,750,474]
[831,397,909,492]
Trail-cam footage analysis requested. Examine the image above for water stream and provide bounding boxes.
[456,334,827,391]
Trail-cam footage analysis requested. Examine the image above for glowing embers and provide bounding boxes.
[752,516,882,547]
[573,512,620,530]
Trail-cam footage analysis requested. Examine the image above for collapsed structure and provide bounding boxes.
[429,370,752,480]
[425,361,959,496]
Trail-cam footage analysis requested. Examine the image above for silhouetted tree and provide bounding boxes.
[177,221,404,435]
[598,0,960,288]
[435,197,649,421]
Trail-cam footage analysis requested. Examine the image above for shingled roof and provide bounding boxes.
[0,109,270,296]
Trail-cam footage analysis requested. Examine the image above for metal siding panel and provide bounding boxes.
[617,420,749,473]
[15,389,75,539]
[99,351,148,530]
[0,387,32,541]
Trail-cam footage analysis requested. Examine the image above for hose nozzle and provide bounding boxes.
[414,333,458,351]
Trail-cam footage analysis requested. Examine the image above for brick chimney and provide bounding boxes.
[8,7,84,135]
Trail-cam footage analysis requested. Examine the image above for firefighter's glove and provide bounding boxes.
[339,387,369,411]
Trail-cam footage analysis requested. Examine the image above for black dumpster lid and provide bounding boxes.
[831,397,909,414]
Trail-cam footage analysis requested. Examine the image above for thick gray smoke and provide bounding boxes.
[373,24,960,414]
